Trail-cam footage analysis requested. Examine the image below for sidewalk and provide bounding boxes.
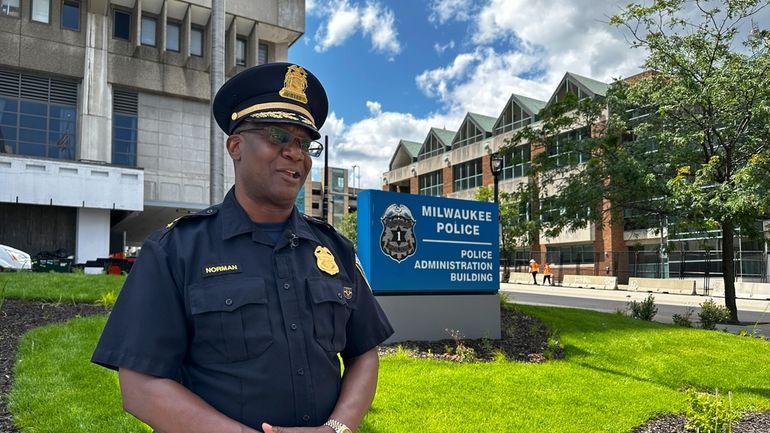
[500,282,770,338]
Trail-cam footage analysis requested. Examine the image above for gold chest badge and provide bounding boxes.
[314,245,339,276]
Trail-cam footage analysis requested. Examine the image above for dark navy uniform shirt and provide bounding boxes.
[92,188,393,429]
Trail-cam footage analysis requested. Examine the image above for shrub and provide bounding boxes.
[672,308,694,328]
[96,290,118,308]
[628,294,658,321]
[684,388,739,433]
[698,299,731,330]
[445,328,477,363]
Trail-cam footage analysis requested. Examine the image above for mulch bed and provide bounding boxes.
[0,299,106,433]
[378,306,564,362]
[1,300,769,433]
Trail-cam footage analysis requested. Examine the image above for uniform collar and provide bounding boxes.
[220,187,321,246]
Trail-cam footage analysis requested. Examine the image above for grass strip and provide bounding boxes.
[0,272,125,303]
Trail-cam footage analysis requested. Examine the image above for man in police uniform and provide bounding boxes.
[92,63,394,433]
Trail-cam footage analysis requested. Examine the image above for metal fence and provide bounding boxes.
[500,249,768,286]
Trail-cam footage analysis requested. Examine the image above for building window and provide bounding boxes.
[258,43,268,64]
[31,0,50,23]
[501,144,530,180]
[113,9,131,40]
[547,244,595,264]
[0,70,78,160]
[190,26,204,57]
[112,90,137,167]
[235,38,247,66]
[546,126,591,168]
[418,170,443,197]
[418,134,445,161]
[140,15,157,46]
[166,21,180,52]
[452,158,482,191]
[0,0,21,17]
[61,1,79,30]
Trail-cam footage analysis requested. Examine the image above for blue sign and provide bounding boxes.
[357,190,499,294]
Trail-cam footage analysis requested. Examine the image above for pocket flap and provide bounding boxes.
[307,277,354,307]
[190,277,267,314]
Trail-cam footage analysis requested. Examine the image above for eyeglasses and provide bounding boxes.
[238,126,324,157]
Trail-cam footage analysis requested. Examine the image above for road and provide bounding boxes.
[499,283,770,337]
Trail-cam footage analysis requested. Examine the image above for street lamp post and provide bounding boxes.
[490,153,503,203]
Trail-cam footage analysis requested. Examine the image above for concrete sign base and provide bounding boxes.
[376,293,501,343]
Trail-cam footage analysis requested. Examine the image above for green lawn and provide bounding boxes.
[8,303,770,433]
[0,272,125,303]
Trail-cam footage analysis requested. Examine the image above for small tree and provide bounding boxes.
[339,210,358,248]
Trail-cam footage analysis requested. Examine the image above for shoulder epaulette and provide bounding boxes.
[302,213,336,232]
[165,206,219,230]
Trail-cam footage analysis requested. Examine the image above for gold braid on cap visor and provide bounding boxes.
[231,102,316,127]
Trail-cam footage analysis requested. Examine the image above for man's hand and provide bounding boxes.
[261,423,334,433]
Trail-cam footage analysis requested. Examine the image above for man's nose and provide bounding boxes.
[281,138,305,159]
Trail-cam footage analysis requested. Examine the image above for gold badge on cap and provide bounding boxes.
[279,65,309,104]
[314,245,339,276]
[343,286,353,300]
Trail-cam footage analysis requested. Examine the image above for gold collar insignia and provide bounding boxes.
[279,65,309,104]
[314,245,339,276]
[343,286,353,300]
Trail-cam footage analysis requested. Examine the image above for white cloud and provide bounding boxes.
[360,2,401,56]
[318,104,463,189]
[428,0,474,24]
[433,40,455,55]
[313,0,359,52]
[312,0,401,56]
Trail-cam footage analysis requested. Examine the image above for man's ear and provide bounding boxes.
[226,134,242,161]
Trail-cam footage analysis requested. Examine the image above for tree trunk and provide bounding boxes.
[721,222,739,323]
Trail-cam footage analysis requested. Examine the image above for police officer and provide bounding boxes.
[92,63,394,433]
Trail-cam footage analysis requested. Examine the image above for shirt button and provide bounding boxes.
[224,298,233,306]
[297,368,304,375]
[302,415,310,422]
[283,283,290,290]
[290,323,297,330]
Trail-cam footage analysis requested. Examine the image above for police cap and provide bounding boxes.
[213,63,328,140]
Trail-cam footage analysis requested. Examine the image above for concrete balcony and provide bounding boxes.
[542,222,595,245]
[0,155,144,211]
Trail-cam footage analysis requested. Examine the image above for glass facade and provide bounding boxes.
[31,0,50,23]
[418,170,443,196]
[166,22,180,52]
[112,90,137,166]
[190,27,204,57]
[61,1,79,30]
[0,0,21,18]
[113,9,130,40]
[453,158,482,191]
[258,43,268,64]
[236,38,247,66]
[501,144,530,180]
[141,16,157,46]
[0,72,78,160]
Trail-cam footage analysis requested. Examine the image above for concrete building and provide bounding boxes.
[0,0,304,263]
[382,72,769,284]
[297,165,359,227]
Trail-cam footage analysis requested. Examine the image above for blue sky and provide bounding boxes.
[285,0,767,189]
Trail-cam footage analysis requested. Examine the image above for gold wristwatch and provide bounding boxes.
[324,419,352,433]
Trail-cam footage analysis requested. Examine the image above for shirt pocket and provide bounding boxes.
[307,277,356,352]
[189,277,273,363]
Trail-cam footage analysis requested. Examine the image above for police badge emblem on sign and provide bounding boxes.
[380,203,416,262]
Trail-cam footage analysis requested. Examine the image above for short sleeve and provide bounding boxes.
[340,255,394,359]
[91,238,189,379]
